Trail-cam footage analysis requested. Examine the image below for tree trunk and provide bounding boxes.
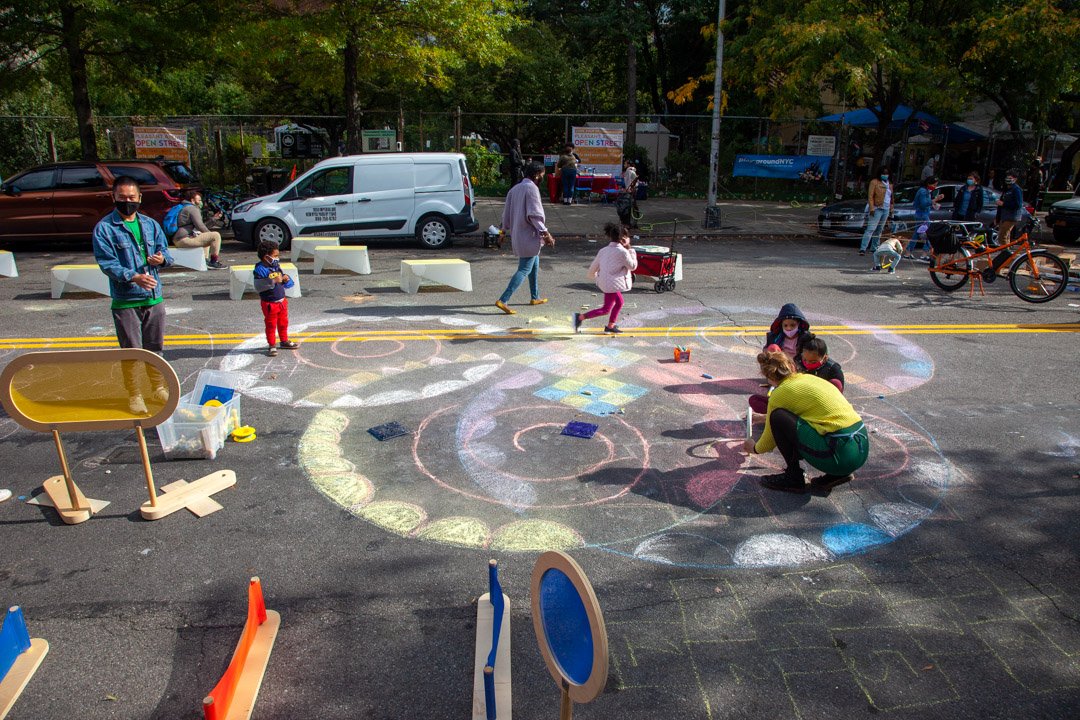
[626,26,637,151]
[343,31,362,154]
[60,5,97,161]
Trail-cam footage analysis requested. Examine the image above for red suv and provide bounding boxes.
[0,160,198,242]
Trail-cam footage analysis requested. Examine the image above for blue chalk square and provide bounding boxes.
[562,421,599,439]
[582,401,619,416]
[368,421,411,441]
[579,384,607,396]
[532,358,565,372]
[619,384,649,399]
[534,386,569,402]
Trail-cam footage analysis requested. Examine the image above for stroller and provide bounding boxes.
[614,191,641,228]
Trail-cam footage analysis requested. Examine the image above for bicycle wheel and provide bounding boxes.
[929,246,972,291]
[1008,250,1068,303]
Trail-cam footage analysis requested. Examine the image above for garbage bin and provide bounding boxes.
[635,181,648,201]
[704,206,722,229]
[249,167,274,196]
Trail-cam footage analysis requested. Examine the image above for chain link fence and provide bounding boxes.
[1,110,1013,202]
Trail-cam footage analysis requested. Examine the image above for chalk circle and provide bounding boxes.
[328,337,406,359]
[530,551,608,704]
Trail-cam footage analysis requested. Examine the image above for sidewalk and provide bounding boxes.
[471,196,824,239]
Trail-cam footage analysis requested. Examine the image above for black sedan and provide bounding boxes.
[1045,191,1080,244]
[818,182,1036,239]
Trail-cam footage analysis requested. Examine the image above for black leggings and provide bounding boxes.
[768,408,801,472]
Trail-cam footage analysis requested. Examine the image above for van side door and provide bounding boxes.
[285,166,356,235]
[351,160,415,237]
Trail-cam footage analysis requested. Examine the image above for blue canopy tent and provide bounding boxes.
[818,105,984,143]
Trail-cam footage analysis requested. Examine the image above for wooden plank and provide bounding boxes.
[221,610,281,720]
[0,638,49,719]
[159,480,225,517]
[140,470,235,521]
[472,592,512,720]
[41,475,95,525]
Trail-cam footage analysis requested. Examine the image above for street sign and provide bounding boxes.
[806,135,837,157]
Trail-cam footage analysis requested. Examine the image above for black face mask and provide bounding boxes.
[114,200,140,216]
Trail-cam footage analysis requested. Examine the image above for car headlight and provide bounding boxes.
[233,200,261,215]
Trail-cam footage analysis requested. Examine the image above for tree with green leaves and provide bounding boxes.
[719,0,971,162]
[249,0,519,153]
[0,0,230,160]
[959,0,1080,133]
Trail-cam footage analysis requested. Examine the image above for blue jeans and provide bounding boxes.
[499,255,540,303]
[561,167,577,203]
[874,248,901,270]
[860,208,889,252]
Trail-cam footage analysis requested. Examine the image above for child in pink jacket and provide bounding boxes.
[573,223,638,334]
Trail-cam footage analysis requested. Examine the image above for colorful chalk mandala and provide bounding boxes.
[222,307,953,568]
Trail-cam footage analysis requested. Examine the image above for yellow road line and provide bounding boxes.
[2,322,1080,349]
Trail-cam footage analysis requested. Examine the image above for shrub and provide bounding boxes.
[462,144,502,186]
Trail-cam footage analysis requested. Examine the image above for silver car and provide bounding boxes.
[818,183,1036,239]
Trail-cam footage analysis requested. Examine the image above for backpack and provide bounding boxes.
[163,202,191,236]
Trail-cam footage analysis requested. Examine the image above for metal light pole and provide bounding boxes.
[705,0,726,227]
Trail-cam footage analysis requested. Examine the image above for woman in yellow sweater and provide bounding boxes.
[742,350,869,493]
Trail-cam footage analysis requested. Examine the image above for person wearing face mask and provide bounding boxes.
[92,175,175,415]
[951,171,984,223]
[797,335,845,392]
[742,350,868,494]
[749,303,812,414]
[172,188,226,269]
[994,168,1024,247]
[859,166,893,255]
[904,175,943,260]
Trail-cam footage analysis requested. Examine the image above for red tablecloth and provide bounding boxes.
[545,174,619,202]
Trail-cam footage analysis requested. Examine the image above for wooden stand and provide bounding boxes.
[202,578,280,720]
[471,591,512,719]
[140,470,236,521]
[0,638,48,718]
[202,610,280,720]
[40,430,107,525]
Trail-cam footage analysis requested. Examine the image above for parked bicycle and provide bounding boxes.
[202,185,256,231]
[926,221,1068,303]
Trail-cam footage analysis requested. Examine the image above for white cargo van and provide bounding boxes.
[231,153,478,250]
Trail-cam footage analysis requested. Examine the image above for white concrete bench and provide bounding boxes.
[0,250,17,278]
[167,247,208,272]
[51,264,110,298]
[229,263,302,301]
[291,236,339,262]
[314,245,371,275]
[400,259,473,294]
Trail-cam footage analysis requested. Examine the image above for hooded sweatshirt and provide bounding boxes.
[764,303,811,359]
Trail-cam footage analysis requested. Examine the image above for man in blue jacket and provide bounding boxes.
[994,168,1024,247]
[92,175,175,414]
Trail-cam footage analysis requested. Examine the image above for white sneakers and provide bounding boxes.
[129,395,148,414]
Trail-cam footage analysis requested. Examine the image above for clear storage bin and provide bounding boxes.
[157,400,228,460]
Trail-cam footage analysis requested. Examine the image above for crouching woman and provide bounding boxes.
[742,350,869,493]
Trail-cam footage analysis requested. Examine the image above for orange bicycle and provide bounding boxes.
[927,221,1069,303]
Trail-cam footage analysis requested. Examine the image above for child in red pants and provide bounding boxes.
[573,223,637,334]
[253,240,298,356]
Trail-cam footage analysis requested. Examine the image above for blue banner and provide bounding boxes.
[733,154,832,180]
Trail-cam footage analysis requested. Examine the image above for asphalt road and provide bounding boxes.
[1,213,1079,720]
